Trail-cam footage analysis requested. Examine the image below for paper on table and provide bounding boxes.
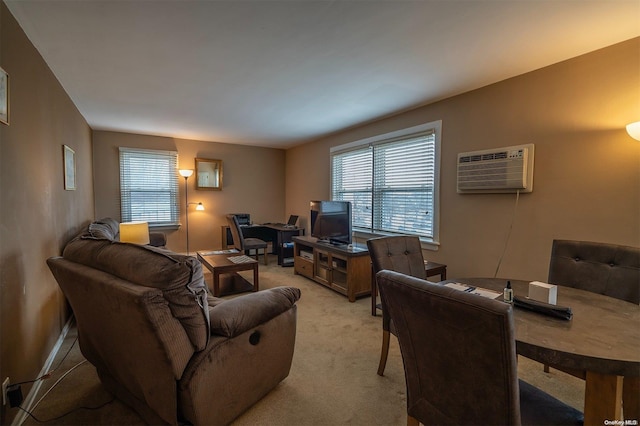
[228,255,256,264]
[444,282,502,300]
[199,249,239,255]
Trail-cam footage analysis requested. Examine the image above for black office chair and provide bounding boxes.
[226,214,268,265]
[367,235,426,376]
[376,269,583,426]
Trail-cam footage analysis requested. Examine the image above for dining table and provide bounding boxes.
[441,278,640,425]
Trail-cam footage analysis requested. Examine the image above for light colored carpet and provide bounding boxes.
[21,256,584,425]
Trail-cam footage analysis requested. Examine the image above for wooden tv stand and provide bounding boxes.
[292,236,371,302]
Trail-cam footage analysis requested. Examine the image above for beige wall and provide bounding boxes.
[93,131,286,253]
[0,3,94,423]
[287,38,640,282]
[1,4,638,422]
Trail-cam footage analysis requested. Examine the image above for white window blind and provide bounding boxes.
[119,148,179,227]
[331,123,439,240]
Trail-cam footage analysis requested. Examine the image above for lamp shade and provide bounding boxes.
[179,169,194,178]
[119,221,150,245]
[196,202,205,211]
[626,121,640,141]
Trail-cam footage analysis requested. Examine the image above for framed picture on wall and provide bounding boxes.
[0,67,8,125]
[63,145,76,190]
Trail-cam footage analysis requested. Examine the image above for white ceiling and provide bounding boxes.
[5,0,640,149]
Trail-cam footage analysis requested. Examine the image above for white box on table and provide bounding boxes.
[528,281,557,305]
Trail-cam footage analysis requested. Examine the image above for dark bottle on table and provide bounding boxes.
[504,280,513,303]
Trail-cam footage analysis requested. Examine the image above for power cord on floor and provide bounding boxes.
[17,396,115,423]
[28,359,88,413]
[50,333,79,372]
[10,334,78,389]
[6,332,81,410]
[14,359,91,423]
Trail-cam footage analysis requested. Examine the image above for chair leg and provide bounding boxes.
[544,364,550,373]
[377,329,391,376]
[623,376,640,420]
[407,415,420,426]
[263,247,268,265]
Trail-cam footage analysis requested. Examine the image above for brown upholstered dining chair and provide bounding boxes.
[546,239,640,418]
[226,214,269,265]
[367,236,426,376]
[548,239,640,304]
[376,270,584,426]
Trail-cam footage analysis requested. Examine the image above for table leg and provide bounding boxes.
[623,376,640,420]
[253,264,259,292]
[213,270,221,296]
[371,266,377,316]
[584,371,623,424]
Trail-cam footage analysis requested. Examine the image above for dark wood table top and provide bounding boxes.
[198,252,257,267]
[197,251,259,297]
[443,278,640,377]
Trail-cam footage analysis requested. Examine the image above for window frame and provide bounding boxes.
[330,120,442,250]
[119,147,180,229]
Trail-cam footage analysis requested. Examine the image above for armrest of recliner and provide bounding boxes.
[208,286,301,338]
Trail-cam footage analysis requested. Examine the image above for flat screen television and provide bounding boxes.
[310,200,352,246]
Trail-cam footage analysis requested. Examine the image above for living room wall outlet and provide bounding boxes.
[2,377,9,406]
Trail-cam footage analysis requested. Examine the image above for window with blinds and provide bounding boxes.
[119,147,179,227]
[331,121,440,241]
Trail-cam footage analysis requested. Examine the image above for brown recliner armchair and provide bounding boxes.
[546,239,640,419]
[376,270,584,425]
[47,233,300,425]
[367,236,426,376]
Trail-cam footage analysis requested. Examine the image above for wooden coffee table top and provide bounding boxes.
[198,251,258,270]
[196,251,259,296]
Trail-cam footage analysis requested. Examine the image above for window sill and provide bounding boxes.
[150,224,180,231]
[353,230,440,251]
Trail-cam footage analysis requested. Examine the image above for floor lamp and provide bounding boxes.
[179,169,205,255]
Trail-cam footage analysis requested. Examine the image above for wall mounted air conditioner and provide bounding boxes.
[457,144,534,193]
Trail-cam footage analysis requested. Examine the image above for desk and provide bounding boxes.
[371,261,447,316]
[221,224,303,265]
[197,251,259,297]
[444,278,640,425]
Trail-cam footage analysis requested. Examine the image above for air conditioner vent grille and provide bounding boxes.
[457,144,534,194]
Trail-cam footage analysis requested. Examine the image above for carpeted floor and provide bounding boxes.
[20,255,584,425]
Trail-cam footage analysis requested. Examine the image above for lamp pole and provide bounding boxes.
[179,169,194,254]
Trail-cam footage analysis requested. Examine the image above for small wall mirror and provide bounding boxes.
[195,158,223,190]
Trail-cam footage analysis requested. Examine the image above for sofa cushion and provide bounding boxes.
[63,237,209,350]
[88,217,120,240]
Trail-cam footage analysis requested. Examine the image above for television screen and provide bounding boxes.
[310,201,352,245]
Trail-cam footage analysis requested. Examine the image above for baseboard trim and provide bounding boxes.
[11,315,75,426]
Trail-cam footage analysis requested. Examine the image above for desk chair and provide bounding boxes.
[376,270,584,426]
[367,236,426,376]
[546,239,640,419]
[226,214,268,265]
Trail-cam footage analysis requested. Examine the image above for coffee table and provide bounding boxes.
[197,251,259,297]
